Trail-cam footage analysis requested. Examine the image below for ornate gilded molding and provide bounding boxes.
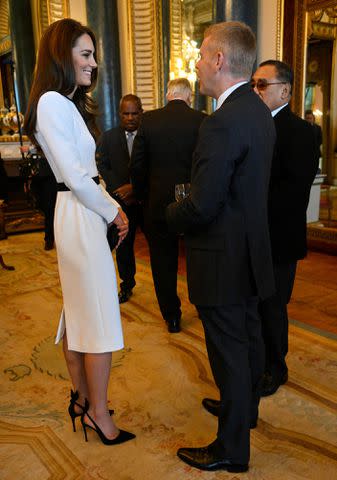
[170,0,183,79]
[128,0,162,111]
[0,0,10,55]
[0,0,9,40]
[284,0,337,114]
[308,5,337,38]
[306,0,337,10]
[276,0,284,60]
[37,0,69,38]
[311,20,337,37]
[292,0,306,115]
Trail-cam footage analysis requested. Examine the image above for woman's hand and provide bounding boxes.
[110,208,129,247]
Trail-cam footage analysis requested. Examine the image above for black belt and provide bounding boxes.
[57,176,100,191]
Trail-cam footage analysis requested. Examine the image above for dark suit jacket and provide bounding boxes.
[269,105,318,263]
[130,100,206,221]
[312,122,322,163]
[166,84,276,306]
[96,126,130,194]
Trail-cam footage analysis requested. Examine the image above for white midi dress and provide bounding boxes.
[35,91,124,353]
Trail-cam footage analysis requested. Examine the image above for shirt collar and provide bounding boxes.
[125,130,137,137]
[216,81,248,110]
[271,102,288,117]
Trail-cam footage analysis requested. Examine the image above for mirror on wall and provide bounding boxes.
[170,0,213,112]
[305,8,337,178]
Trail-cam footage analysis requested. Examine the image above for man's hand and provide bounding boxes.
[111,208,129,247]
[113,183,136,206]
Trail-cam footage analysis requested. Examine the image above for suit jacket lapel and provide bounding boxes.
[118,126,129,158]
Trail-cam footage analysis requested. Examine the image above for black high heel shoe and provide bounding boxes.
[68,390,114,432]
[81,400,135,445]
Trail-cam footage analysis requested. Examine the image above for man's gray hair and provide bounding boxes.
[204,21,256,79]
[167,78,192,99]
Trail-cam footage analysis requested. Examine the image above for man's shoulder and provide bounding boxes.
[189,107,207,120]
[276,107,312,136]
[102,126,122,137]
[98,126,124,145]
[142,106,166,118]
[212,90,269,124]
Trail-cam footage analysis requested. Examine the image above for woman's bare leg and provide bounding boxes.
[63,333,89,410]
[84,352,119,439]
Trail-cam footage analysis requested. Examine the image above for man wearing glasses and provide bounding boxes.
[251,60,318,396]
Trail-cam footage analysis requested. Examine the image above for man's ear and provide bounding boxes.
[216,51,225,71]
[281,83,291,100]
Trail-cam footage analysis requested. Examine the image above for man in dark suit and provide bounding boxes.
[131,78,205,333]
[96,94,143,303]
[166,22,275,472]
[31,153,57,250]
[251,60,318,396]
[305,109,322,166]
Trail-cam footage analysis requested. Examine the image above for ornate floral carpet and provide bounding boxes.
[0,232,337,479]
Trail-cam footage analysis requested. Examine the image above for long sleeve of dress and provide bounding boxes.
[36,91,118,224]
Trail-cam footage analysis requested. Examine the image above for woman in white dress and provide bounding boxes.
[24,18,135,445]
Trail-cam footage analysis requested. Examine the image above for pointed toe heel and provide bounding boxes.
[80,401,135,445]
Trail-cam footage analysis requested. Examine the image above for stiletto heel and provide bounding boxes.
[68,390,114,432]
[82,421,88,442]
[68,390,83,432]
[81,399,135,445]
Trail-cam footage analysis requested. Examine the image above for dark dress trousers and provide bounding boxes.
[31,157,57,243]
[312,122,322,164]
[260,105,318,380]
[96,126,141,292]
[166,84,276,464]
[131,100,206,322]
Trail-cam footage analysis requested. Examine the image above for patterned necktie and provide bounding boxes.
[126,132,134,157]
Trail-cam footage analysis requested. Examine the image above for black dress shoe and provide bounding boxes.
[166,318,181,333]
[118,289,133,304]
[202,398,257,428]
[177,441,248,472]
[261,371,288,397]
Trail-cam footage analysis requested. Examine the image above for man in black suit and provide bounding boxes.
[31,153,57,250]
[131,78,205,333]
[166,22,275,472]
[251,60,318,396]
[96,94,143,303]
[305,109,322,166]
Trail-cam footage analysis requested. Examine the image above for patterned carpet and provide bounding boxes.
[0,232,337,479]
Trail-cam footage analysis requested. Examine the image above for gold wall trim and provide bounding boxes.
[292,1,337,115]
[170,0,182,78]
[0,0,9,41]
[292,0,306,115]
[128,0,162,111]
[0,36,10,55]
[276,0,284,60]
[312,21,337,38]
[307,0,337,10]
[37,0,69,39]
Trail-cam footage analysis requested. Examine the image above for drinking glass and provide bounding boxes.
[175,183,191,202]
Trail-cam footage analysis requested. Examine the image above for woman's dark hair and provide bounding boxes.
[24,18,99,143]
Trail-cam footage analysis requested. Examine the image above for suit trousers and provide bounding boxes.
[197,297,264,464]
[32,176,57,242]
[145,220,181,321]
[260,261,297,379]
[115,204,140,291]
